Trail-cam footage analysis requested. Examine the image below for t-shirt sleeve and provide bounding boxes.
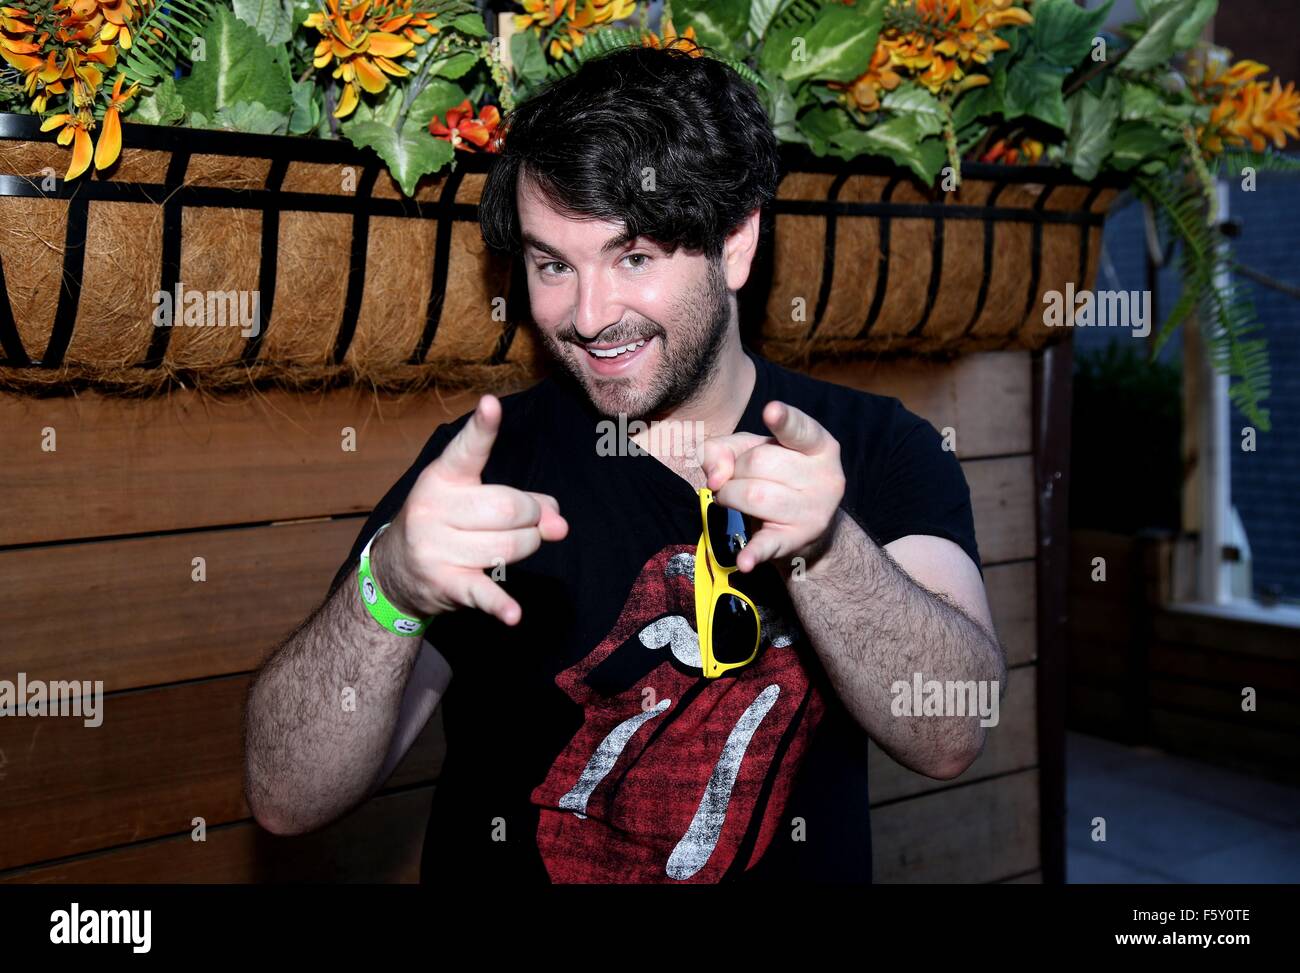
[325,419,463,598]
[859,401,983,577]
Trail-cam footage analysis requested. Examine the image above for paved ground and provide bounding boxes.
[1066,732,1300,883]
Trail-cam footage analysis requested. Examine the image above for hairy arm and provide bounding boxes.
[780,509,1006,780]
[242,547,425,836]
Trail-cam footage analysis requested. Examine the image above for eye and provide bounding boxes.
[623,253,650,270]
[537,261,569,277]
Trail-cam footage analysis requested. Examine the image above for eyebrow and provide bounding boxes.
[522,230,642,261]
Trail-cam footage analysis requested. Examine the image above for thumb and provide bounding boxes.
[437,395,501,484]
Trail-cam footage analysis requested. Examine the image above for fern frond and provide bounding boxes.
[1136,172,1273,431]
[1217,148,1300,178]
[769,0,834,34]
[121,0,218,88]
[547,28,652,79]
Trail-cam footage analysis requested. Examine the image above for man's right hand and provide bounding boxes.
[369,394,568,626]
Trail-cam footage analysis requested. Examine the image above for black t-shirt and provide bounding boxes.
[328,345,981,884]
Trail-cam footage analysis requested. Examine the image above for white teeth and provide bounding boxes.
[589,338,648,359]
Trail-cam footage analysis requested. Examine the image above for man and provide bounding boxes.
[243,45,1005,884]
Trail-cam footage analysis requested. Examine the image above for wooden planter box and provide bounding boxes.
[1,112,1118,395]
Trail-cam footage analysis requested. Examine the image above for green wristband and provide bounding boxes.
[358,523,430,637]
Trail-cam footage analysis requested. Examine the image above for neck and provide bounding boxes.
[629,328,755,482]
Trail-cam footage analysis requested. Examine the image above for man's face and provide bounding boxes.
[518,177,734,421]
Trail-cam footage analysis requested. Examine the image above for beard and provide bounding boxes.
[537,255,733,422]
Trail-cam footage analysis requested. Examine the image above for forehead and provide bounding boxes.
[516,178,630,253]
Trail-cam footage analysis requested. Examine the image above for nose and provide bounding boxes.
[572,267,626,341]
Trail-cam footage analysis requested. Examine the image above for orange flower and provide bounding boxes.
[40,110,94,179]
[827,43,903,113]
[306,0,443,119]
[429,98,502,152]
[515,0,635,60]
[877,0,1032,96]
[979,135,1044,165]
[94,72,138,170]
[641,15,701,56]
[1228,77,1300,151]
[1189,49,1300,155]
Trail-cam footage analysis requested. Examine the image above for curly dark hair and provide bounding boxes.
[478,44,780,263]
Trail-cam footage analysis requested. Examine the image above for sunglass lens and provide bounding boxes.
[706,500,748,569]
[710,591,759,666]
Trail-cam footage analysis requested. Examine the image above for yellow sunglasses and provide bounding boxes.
[694,487,762,679]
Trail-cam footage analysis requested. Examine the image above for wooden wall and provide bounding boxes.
[0,350,1044,883]
[1068,528,1300,787]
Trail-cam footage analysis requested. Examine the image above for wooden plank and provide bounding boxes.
[1,356,1030,547]
[965,455,1036,564]
[6,466,1034,692]
[871,770,1040,883]
[1149,678,1300,728]
[1152,608,1300,661]
[985,560,1035,667]
[810,351,1032,458]
[1,519,360,689]
[869,665,1037,804]
[1149,642,1300,692]
[1067,529,1136,592]
[0,787,432,884]
[0,675,445,871]
[0,387,477,546]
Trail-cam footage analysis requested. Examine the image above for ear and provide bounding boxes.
[721,207,763,292]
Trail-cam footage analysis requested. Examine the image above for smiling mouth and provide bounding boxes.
[586,338,649,359]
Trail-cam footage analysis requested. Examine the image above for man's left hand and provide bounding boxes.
[699,401,847,573]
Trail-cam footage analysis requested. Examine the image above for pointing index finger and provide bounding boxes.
[763,401,825,455]
[436,394,501,484]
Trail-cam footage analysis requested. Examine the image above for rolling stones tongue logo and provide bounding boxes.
[530,544,826,883]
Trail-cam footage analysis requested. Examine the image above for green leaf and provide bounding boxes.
[799,105,852,144]
[673,0,750,58]
[346,120,455,197]
[1065,81,1120,180]
[881,84,945,138]
[450,12,488,37]
[510,30,548,86]
[131,77,186,125]
[1121,0,1205,73]
[952,73,1006,130]
[1031,0,1113,68]
[749,0,785,42]
[766,77,809,144]
[210,100,290,134]
[509,27,546,87]
[177,7,292,118]
[1171,0,1216,50]
[233,0,293,46]
[762,3,882,86]
[405,79,470,130]
[288,78,319,135]
[1005,59,1070,130]
[831,116,943,183]
[1108,120,1172,170]
[429,50,479,81]
[342,84,404,129]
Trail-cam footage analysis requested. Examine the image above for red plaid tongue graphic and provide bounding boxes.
[531,544,826,883]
